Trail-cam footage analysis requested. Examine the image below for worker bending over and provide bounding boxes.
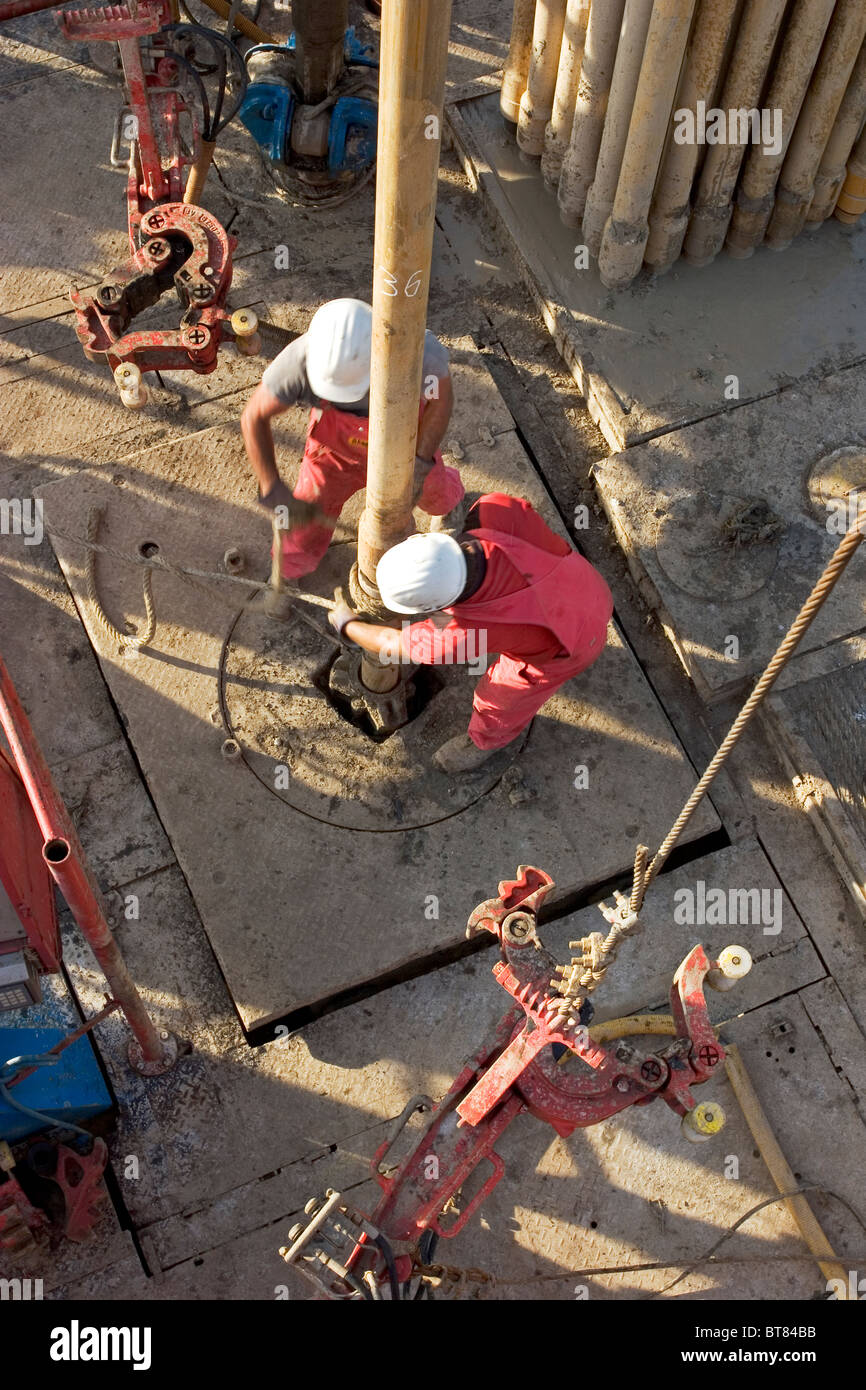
[329,493,613,773]
[241,298,464,578]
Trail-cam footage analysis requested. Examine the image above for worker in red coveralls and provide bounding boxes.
[328,492,613,773]
[241,298,465,577]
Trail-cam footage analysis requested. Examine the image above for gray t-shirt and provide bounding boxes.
[262,329,450,416]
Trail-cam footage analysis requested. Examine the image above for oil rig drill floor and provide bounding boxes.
[2,0,866,1300]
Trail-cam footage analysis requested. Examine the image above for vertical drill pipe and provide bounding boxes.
[557,0,627,227]
[835,121,866,223]
[356,0,452,619]
[766,0,866,249]
[598,0,698,290]
[582,0,655,258]
[0,656,168,1067]
[807,38,866,223]
[501,0,537,124]
[646,0,742,273]
[541,0,591,188]
[517,0,568,158]
[291,0,348,104]
[725,0,837,258]
[683,0,790,267]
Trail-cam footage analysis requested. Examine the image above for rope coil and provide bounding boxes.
[85,506,156,653]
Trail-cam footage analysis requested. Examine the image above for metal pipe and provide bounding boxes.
[582,0,655,258]
[183,138,216,206]
[501,0,537,125]
[42,839,172,1067]
[725,0,837,258]
[557,0,627,227]
[683,0,790,266]
[355,0,452,614]
[291,0,348,105]
[0,655,172,1071]
[598,0,697,290]
[517,0,568,158]
[807,38,866,223]
[835,122,866,223]
[646,0,742,274]
[541,0,591,189]
[766,0,866,249]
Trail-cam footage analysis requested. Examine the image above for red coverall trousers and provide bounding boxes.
[403,494,613,749]
[468,647,607,749]
[277,401,464,580]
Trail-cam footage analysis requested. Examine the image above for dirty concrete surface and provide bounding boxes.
[1,0,865,1310]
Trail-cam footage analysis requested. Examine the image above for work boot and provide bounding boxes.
[429,497,468,537]
[433,732,509,773]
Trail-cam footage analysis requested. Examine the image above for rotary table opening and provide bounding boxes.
[314,649,445,744]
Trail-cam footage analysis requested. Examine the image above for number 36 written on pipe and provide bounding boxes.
[378,266,424,297]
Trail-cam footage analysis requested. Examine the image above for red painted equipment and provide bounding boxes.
[58,0,239,376]
[41,1137,110,1241]
[280,865,743,1300]
[0,654,177,1073]
[0,0,61,18]
[0,748,61,982]
[0,1161,48,1257]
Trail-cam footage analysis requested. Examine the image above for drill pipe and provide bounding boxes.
[725,0,838,258]
[598,0,697,289]
[557,0,627,227]
[766,0,866,249]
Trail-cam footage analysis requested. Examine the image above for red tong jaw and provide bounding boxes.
[465,865,556,942]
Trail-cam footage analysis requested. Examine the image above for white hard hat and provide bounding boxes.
[305,298,372,403]
[376,533,468,614]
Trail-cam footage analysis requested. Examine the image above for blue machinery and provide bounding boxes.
[239,27,378,202]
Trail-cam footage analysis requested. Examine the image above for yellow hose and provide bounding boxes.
[586,1014,849,1295]
[196,0,277,45]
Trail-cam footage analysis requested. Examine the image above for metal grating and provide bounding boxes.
[783,661,866,847]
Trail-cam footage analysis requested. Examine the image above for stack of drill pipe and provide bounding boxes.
[766,0,866,249]
[807,38,866,222]
[558,0,627,227]
[501,0,537,125]
[835,119,866,222]
[725,0,838,259]
[541,0,592,190]
[597,0,697,289]
[582,0,655,258]
[683,0,790,267]
[517,0,568,158]
[645,0,742,275]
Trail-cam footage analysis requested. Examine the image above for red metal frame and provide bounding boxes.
[0,749,61,972]
[283,866,736,1298]
[0,654,174,1071]
[58,1,237,375]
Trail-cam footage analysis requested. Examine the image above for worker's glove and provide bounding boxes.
[412,453,435,504]
[258,479,321,530]
[328,596,361,639]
